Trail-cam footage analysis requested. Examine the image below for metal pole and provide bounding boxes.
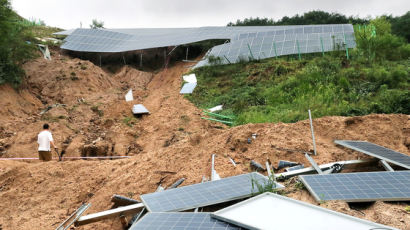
[99,55,101,67]
[308,109,317,156]
[296,40,301,60]
[185,47,189,60]
[305,153,323,174]
[273,42,278,58]
[247,43,255,60]
[320,37,324,57]
[223,55,231,64]
[122,55,126,65]
[140,53,142,67]
[344,34,349,60]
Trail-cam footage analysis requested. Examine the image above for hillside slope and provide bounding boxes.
[0,51,409,230]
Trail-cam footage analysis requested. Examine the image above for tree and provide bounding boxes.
[90,19,104,29]
[227,10,369,26]
[390,11,410,42]
[0,0,34,86]
[355,17,407,61]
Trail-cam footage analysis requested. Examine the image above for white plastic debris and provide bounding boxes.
[125,89,133,102]
[182,73,197,83]
[37,44,51,60]
[209,105,223,112]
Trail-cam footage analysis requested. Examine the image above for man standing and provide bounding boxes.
[37,123,57,161]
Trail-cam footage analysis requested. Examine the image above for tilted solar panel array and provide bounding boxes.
[334,140,410,169]
[61,25,355,63]
[299,171,410,202]
[195,24,355,67]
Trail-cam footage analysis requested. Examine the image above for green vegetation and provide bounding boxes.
[0,0,61,86]
[91,104,104,117]
[228,10,368,26]
[90,19,104,29]
[190,17,409,125]
[0,0,35,86]
[228,10,409,41]
[123,116,138,127]
[251,174,280,195]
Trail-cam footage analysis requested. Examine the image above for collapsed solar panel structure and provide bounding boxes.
[60,24,355,67]
[335,140,410,169]
[129,212,244,230]
[211,192,398,230]
[299,171,410,202]
[140,172,283,212]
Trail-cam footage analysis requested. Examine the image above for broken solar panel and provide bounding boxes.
[180,82,197,94]
[299,171,410,202]
[129,212,244,230]
[335,140,410,169]
[212,192,398,230]
[132,104,149,115]
[140,172,282,212]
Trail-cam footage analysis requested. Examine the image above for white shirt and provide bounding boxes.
[37,130,54,151]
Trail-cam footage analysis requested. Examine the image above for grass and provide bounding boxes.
[123,116,137,127]
[189,54,409,125]
[251,174,280,195]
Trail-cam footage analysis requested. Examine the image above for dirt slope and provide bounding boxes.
[0,53,409,230]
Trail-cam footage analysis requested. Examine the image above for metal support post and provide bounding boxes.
[296,40,301,60]
[247,43,255,60]
[320,37,324,56]
[344,34,349,60]
[308,109,317,156]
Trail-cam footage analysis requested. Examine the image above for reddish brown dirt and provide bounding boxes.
[0,52,409,230]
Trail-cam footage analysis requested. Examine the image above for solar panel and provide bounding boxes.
[299,171,410,202]
[129,212,244,230]
[140,172,282,212]
[61,25,356,62]
[132,104,149,115]
[180,82,197,94]
[212,192,399,230]
[335,140,410,169]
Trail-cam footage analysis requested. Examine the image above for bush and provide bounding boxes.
[0,0,35,86]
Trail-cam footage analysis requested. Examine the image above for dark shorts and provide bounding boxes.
[38,151,52,161]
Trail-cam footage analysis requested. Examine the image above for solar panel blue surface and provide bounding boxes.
[129,212,244,230]
[61,24,355,61]
[140,172,280,212]
[335,140,410,169]
[299,171,410,202]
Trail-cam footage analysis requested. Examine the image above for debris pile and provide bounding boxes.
[61,141,409,229]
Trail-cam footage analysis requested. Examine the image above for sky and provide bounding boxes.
[11,0,410,29]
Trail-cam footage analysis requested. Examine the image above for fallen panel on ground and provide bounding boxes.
[183,74,197,83]
[299,171,410,202]
[140,172,283,212]
[180,82,197,94]
[212,192,398,230]
[132,104,149,115]
[129,212,244,230]
[125,89,133,102]
[334,140,410,169]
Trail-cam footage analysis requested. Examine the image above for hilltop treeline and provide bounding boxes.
[228,10,410,42]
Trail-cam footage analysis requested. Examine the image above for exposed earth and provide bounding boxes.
[0,49,409,230]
